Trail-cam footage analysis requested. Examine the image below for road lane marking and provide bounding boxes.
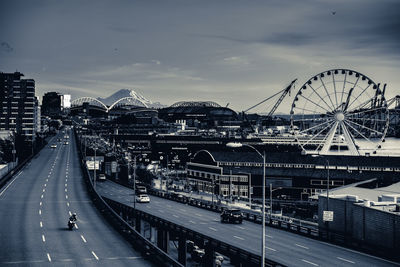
[40,221,43,228]
[195,213,203,217]
[236,226,245,230]
[65,184,67,187]
[69,211,72,216]
[80,235,87,243]
[66,195,68,199]
[42,189,45,192]
[0,172,22,197]
[39,209,41,215]
[302,259,318,266]
[65,189,67,192]
[40,202,42,206]
[67,202,70,207]
[233,235,244,240]
[179,209,186,212]
[158,210,164,213]
[41,195,44,199]
[189,220,196,224]
[208,227,217,231]
[266,234,273,238]
[47,253,52,262]
[75,224,78,229]
[337,257,355,264]
[44,184,46,187]
[173,215,179,218]
[296,243,309,249]
[266,246,276,251]
[42,235,46,242]
[91,251,99,260]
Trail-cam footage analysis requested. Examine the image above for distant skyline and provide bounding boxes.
[1,0,400,113]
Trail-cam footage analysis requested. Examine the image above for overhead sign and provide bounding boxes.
[323,211,334,222]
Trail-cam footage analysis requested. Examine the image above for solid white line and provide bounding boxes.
[47,253,51,262]
[302,259,319,266]
[208,227,217,231]
[81,235,87,243]
[42,235,46,242]
[296,243,309,249]
[337,257,355,264]
[40,221,43,228]
[91,251,99,260]
[266,246,277,251]
[39,209,41,215]
[0,173,21,197]
[233,235,244,240]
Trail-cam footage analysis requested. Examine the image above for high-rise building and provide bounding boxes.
[41,92,62,117]
[0,72,36,141]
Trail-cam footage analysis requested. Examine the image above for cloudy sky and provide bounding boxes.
[1,0,399,113]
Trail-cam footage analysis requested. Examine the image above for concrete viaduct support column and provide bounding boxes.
[204,241,215,267]
[178,235,187,266]
[135,216,141,233]
[157,228,169,253]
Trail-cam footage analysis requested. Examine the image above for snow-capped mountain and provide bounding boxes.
[97,89,166,108]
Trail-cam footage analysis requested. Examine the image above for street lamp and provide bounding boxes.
[227,142,266,267]
[269,185,282,220]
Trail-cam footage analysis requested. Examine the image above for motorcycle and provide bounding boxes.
[68,219,75,230]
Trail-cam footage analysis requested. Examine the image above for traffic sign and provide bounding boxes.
[323,211,334,222]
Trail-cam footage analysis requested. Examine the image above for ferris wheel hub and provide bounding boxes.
[334,112,345,122]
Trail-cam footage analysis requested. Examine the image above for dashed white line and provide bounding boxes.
[266,234,273,238]
[39,209,41,215]
[80,235,87,243]
[75,224,79,229]
[65,189,67,192]
[66,195,68,199]
[91,251,99,260]
[42,235,46,242]
[67,202,70,207]
[266,246,276,251]
[41,195,44,199]
[302,259,319,266]
[195,213,203,217]
[208,227,217,231]
[47,253,51,262]
[296,243,309,249]
[236,226,245,230]
[189,220,196,224]
[42,189,45,192]
[337,257,355,264]
[40,221,43,228]
[173,215,179,218]
[65,184,67,187]
[40,202,42,206]
[233,235,244,240]
[69,211,72,216]
[44,184,46,187]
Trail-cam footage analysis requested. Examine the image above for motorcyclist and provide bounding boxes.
[69,213,77,222]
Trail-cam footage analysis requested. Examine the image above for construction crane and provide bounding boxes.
[244,79,297,116]
[241,79,297,133]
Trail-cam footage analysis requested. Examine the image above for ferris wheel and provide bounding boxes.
[290,69,389,156]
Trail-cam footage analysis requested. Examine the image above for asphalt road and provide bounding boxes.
[0,128,152,266]
[97,181,399,267]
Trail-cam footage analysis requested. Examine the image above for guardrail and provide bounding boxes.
[74,131,183,267]
[104,196,285,267]
[148,189,320,238]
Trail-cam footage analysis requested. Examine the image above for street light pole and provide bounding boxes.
[133,155,137,210]
[93,146,97,189]
[226,142,266,267]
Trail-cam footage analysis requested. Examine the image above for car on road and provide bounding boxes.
[63,141,69,145]
[98,173,106,181]
[220,209,243,224]
[50,144,57,148]
[135,194,150,203]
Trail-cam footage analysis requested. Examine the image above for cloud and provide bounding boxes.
[1,42,13,53]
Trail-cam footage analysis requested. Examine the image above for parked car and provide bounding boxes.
[136,194,150,203]
[220,209,243,224]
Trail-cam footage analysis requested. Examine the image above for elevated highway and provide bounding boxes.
[97,181,399,267]
[0,129,152,266]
